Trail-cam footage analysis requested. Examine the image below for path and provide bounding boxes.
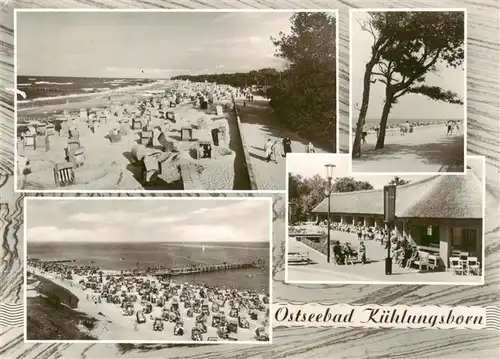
[352,124,465,173]
[287,232,480,283]
[236,97,326,190]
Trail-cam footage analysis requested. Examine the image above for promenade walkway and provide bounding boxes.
[236,97,326,190]
[287,232,481,283]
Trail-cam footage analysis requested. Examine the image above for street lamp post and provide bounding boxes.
[383,185,397,275]
[325,164,336,263]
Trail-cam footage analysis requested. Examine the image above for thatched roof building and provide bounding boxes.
[312,171,482,219]
[310,170,483,268]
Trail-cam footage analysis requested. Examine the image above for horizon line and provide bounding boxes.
[17,67,285,80]
[28,240,270,243]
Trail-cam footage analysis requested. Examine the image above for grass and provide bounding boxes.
[30,273,80,308]
[27,296,97,340]
[298,236,328,256]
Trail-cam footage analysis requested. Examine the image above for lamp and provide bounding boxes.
[383,184,397,275]
[325,164,336,263]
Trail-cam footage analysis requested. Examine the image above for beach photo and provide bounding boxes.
[350,9,466,173]
[15,9,338,192]
[24,197,272,343]
[286,154,484,284]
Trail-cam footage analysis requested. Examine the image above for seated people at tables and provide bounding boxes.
[404,245,419,269]
[343,242,358,261]
[332,241,345,264]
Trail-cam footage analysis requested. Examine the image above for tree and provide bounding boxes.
[288,173,329,223]
[332,177,374,192]
[288,174,374,223]
[352,11,464,155]
[388,176,410,186]
[270,12,337,152]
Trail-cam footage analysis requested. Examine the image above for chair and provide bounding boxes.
[405,251,417,269]
[459,251,469,261]
[427,255,439,271]
[53,162,75,187]
[415,251,429,271]
[449,257,464,275]
[466,257,480,276]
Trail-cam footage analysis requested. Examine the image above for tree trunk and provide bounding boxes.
[352,62,377,158]
[375,94,393,150]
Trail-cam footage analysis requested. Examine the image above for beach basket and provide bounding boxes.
[36,124,47,136]
[119,123,129,136]
[53,162,75,187]
[142,155,159,183]
[132,118,142,130]
[17,155,30,175]
[140,131,153,146]
[108,129,121,143]
[198,141,213,159]
[69,128,80,141]
[166,111,176,122]
[67,138,81,152]
[131,144,146,162]
[68,146,85,168]
[22,132,36,150]
[46,124,55,136]
[181,126,194,141]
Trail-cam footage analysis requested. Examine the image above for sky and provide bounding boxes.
[351,11,465,121]
[287,154,484,189]
[26,198,271,243]
[16,11,295,78]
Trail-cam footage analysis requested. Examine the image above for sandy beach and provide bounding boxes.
[27,265,270,342]
[17,81,252,191]
[352,124,465,172]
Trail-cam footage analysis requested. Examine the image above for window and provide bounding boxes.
[427,226,433,236]
[462,229,477,248]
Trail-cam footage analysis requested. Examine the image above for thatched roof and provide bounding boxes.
[311,171,482,219]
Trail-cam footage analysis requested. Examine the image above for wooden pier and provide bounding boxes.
[152,262,257,277]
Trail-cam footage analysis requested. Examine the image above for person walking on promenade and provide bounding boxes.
[264,139,273,162]
[272,140,284,163]
[282,137,292,155]
[306,142,315,153]
[359,241,367,264]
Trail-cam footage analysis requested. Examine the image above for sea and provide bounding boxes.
[28,241,270,293]
[16,75,158,108]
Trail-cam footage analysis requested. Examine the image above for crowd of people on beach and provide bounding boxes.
[27,258,270,342]
[354,119,463,143]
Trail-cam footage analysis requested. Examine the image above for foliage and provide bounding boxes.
[353,11,465,151]
[173,12,337,151]
[172,68,281,89]
[288,174,373,223]
[27,297,96,340]
[369,11,464,149]
[34,274,79,308]
[268,12,337,152]
[332,177,374,192]
[388,176,410,186]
